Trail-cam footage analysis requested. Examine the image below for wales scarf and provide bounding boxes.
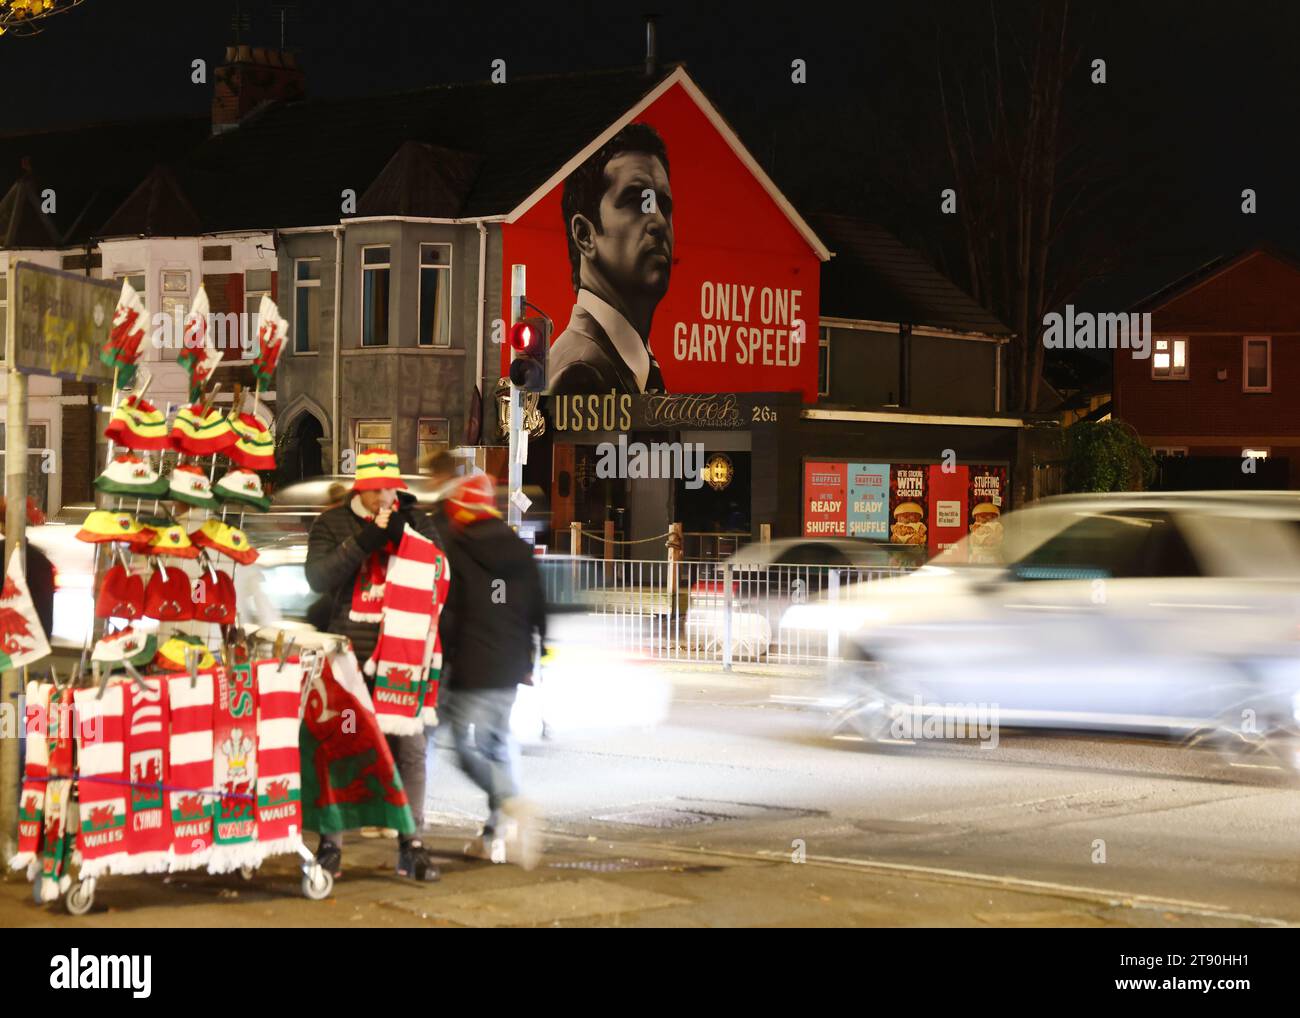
[210,663,259,872]
[122,677,172,873]
[9,680,52,874]
[73,683,128,880]
[349,497,389,623]
[364,525,449,735]
[167,670,214,869]
[254,657,304,857]
[40,688,74,901]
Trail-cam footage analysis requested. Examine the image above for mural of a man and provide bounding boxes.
[548,122,674,395]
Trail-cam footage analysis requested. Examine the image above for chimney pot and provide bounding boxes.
[644,15,658,76]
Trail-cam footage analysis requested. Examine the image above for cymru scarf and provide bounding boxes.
[364,525,449,735]
[123,677,172,873]
[73,683,128,881]
[300,648,414,836]
[167,670,214,869]
[349,496,390,623]
[210,663,259,872]
[10,680,52,874]
[254,657,303,857]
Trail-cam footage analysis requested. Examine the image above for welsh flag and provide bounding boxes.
[101,279,147,389]
[176,284,221,402]
[252,294,288,392]
[299,647,414,836]
[0,548,51,671]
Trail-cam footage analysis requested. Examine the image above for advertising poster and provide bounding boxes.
[803,462,847,536]
[968,465,1008,563]
[927,465,970,557]
[501,80,822,401]
[888,465,928,547]
[846,463,890,539]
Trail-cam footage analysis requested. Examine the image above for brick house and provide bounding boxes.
[1113,246,1300,486]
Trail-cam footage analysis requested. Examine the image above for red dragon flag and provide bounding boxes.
[252,294,288,392]
[101,278,148,389]
[0,547,50,671]
[177,284,221,402]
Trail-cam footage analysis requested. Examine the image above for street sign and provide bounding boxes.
[10,261,118,382]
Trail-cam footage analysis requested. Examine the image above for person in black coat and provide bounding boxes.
[437,473,546,868]
[303,450,442,882]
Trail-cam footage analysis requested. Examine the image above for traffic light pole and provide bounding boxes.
[507,264,525,530]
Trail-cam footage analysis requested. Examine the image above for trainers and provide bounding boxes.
[316,840,342,879]
[501,797,541,871]
[396,840,440,882]
[464,834,508,864]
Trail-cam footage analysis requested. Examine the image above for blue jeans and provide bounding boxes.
[440,687,520,831]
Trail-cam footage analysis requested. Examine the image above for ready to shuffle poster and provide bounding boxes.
[846,463,890,539]
[803,462,847,536]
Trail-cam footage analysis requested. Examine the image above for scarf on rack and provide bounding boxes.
[167,669,215,869]
[72,683,128,881]
[122,677,172,873]
[209,663,259,872]
[9,680,52,874]
[254,657,304,856]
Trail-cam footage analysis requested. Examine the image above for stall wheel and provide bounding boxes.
[65,879,96,916]
[239,865,256,882]
[301,862,333,900]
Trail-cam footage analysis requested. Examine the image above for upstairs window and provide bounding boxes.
[361,246,391,347]
[1152,336,1188,379]
[418,244,452,348]
[1243,336,1271,392]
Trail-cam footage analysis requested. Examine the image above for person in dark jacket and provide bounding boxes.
[0,498,54,637]
[303,449,442,882]
[437,472,546,868]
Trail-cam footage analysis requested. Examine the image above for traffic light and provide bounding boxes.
[508,314,550,391]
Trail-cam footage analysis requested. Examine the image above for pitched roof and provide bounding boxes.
[0,175,61,248]
[0,115,210,246]
[355,141,482,219]
[1129,244,1300,313]
[98,163,204,238]
[812,214,1010,335]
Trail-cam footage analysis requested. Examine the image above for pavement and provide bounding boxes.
[3,664,1298,927]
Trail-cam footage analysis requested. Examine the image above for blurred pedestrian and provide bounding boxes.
[0,497,54,638]
[437,473,547,868]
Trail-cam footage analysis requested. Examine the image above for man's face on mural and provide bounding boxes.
[576,151,673,301]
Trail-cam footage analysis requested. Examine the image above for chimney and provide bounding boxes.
[212,45,305,134]
[644,15,658,76]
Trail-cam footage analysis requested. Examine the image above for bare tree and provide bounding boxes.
[937,1,1125,412]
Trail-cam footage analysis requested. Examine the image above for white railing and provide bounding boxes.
[538,558,913,667]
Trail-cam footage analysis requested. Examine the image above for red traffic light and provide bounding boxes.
[509,321,537,353]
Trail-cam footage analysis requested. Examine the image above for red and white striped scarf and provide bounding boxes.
[364,524,449,735]
[9,680,52,875]
[73,684,128,880]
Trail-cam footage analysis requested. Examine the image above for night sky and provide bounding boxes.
[6,0,1300,303]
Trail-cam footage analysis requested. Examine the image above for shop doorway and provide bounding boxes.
[676,451,751,560]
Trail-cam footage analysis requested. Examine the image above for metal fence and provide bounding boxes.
[538,557,914,667]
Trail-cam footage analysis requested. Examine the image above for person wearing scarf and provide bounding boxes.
[303,448,443,881]
[437,472,547,869]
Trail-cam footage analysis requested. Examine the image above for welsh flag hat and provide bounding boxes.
[76,511,157,547]
[154,635,214,672]
[353,448,407,491]
[214,469,270,511]
[227,412,276,471]
[189,518,258,565]
[168,463,219,510]
[142,522,200,560]
[103,395,170,452]
[90,627,158,668]
[94,454,169,498]
[170,403,237,456]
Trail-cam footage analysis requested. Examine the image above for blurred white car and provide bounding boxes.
[785,492,1300,771]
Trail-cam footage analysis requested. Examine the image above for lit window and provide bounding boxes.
[1152,336,1188,379]
[1243,448,1269,459]
[354,419,392,454]
[1243,336,1271,392]
[418,244,452,348]
[294,258,321,353]
[361,246,390,347]
[818,327,831,397]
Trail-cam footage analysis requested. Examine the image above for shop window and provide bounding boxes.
[417,418,450,471]
[0,422,50,514]
[243,268,273,357]
[361,246,390,347]
[294,258,321,353]
[1152,336,1188,379]
[418,244,452,348]
[353,419,392,456]
[1243,336,1271,392]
